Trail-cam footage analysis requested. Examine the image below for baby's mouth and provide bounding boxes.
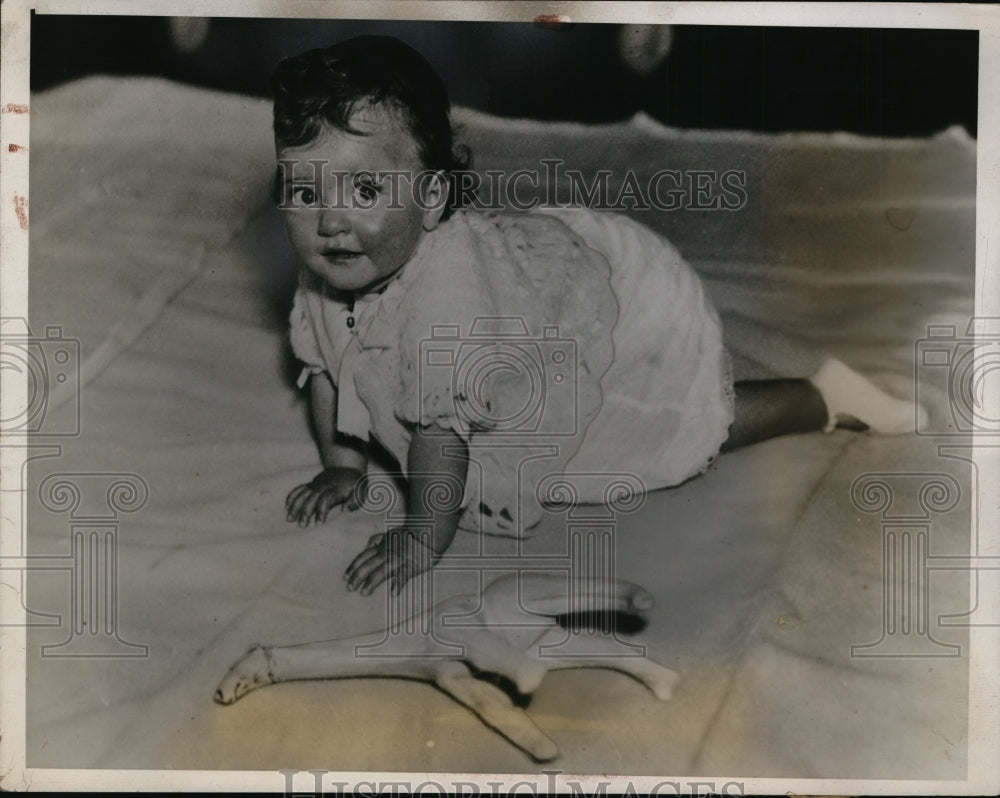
[322,248,363,263]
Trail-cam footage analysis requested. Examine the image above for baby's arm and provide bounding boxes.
[286,373,369,526]
[345,425,468,595]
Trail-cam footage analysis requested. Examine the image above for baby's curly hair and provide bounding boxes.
[272,35,471,217]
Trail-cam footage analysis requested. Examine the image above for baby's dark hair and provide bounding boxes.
[271,35,470,216]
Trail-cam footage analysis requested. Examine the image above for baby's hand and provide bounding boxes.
[285,467,364,527]
[344,527,439,596]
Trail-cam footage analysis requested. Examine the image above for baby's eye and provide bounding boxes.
[353,177,381,204]
[291,185,318,207]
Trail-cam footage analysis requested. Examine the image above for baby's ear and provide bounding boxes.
[420,170,449,231]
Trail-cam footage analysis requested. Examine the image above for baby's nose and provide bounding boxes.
[317,207,350,236]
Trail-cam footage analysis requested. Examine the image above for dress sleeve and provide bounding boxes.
[288,276,328,388]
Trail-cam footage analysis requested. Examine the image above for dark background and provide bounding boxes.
[30,15,978,138]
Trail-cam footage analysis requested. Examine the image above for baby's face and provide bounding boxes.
[277,105,445,293]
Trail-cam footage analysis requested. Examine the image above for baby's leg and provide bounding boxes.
[721,358,926,452]
[721,378,827,451]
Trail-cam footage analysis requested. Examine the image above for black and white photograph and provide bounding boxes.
[0,2,997,793]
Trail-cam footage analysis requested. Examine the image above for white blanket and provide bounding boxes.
[23,77,975,778]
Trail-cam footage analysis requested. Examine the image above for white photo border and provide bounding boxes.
[1,1,997,794]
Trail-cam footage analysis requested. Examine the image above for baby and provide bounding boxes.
[275,36,924,596]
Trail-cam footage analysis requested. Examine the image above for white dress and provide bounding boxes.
[290,207,734,537]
